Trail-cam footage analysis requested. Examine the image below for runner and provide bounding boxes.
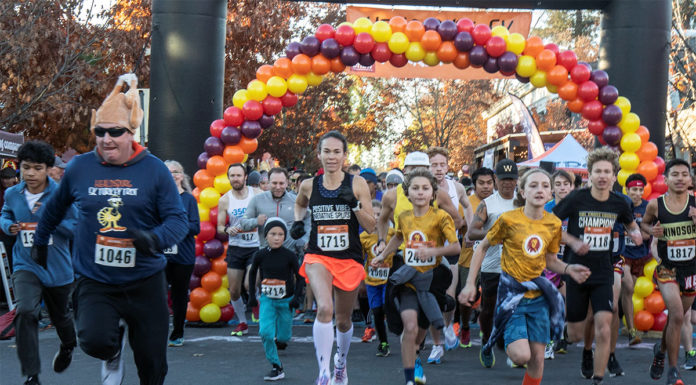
[460,168,591,385]
[371,168,460,385]
[457,167,495,349]
[641,159,696,385]
[466,159,520,368]
[290,130,375,385]
[33,74,188,385]
[247,218,304,381]
[1,141,78,385]
[552,147,642,385]
[217,163,262,335]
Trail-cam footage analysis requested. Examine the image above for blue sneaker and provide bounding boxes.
[315,372,330,385]
[414,357,426,384]
[168,338,184,347]
[479,347,495,368]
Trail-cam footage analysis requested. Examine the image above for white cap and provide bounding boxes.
[404,151,430,167]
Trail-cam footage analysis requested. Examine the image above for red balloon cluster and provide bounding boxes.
[635,291,667,332]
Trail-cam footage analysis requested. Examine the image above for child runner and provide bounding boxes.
[247,218,304,381]
[460,168,591,385]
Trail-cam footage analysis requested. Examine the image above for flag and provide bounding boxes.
[509,93,545,159]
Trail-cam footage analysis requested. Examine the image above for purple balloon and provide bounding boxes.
[214,231,228,243]
[578,61,592,71]
[193,256,211,277]
[203,238,224,259]
[598,85,619,105]
[189,274,201,291]
[483,57,499,73]
[220,126,241,145]
[300,36,320,57]
[285,42,302,60]
[601,105,623,126]
[320,38,340,59]
[515,74,530,83]
[590,70,609,88]
[423,17,440,31]
[602,125,622,146]
[469,46,488,67]
[241,120,262,139]
[259,114,274,129]
[340,46,360,67]
[437,20,458,41]
[197,152,210,170]
[204,136,224,157]
[454,32,474,52]
[497,51,518,73]
[359,52,375,67]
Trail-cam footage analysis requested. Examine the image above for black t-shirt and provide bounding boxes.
[248,246,304,300]
[553,188,634,284]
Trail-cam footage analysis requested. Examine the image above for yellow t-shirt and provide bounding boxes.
[458,194,482,268]
[487,207,562,298]
[362,228,396,286]
[394,184,440,250]
[396,207,458,273]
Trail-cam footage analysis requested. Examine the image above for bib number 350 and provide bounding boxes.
[95,235,136,268]
[317,225,349,251]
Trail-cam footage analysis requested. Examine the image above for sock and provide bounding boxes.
[231,298,247,324]
[522,372,542,385]
[404,367,415,382]
[335,324,354,368]
[313,320,334,376]
[359,296,371,325]
[373,306,388,343]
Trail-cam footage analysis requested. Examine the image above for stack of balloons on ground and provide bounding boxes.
[632,259,667,332]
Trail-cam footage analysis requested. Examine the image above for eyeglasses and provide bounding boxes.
[94,127,128,138]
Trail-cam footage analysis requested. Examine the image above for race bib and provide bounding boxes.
[558,243,566,256]
[582,226,611,251]
[317,225,349,251]
[238,231,259,243]
[95,235,136,268]
[19,223,52,247]
[163,245,178,255]
[367,264,390,280]
[261,278,286,299]
[472,240,481,251]
[625,234,637,247]
[666,239,695,262]
[612,231,620,253]
[404,240,436,267]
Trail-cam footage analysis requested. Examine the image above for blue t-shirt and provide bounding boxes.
[165,192,200,265]
[623,199,649,260]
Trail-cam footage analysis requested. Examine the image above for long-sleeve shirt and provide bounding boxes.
[239,191,310,253]
[164,191,200,265]
[248,246,304,300]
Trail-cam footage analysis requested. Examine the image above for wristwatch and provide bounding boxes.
[351,200,362,212]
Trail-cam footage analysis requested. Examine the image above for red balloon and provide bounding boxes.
[371,43,392,63]
[210,119,225,138]
[652,311,667,331]
[223,107,244,127]
[334,24,355,46]
[471,24,491,46]
[597,135,607,145]
[577,81,599,102]
[581,100,604,121]
[558,50,578,71]
[654,156,665,175]
[262,96,283,116]
[485,36,506,57]
[220,304,235,322]
[198,221,216,242]
[570,63,592,84]
[315,24,335,42]
[354,32,375,54]
[280,91,298,107]
[588,119,606,136]
[647,192,662,200]
[652,175,668,195]
[242,100,263,121]
[389,53,408,68]
[644,292,666,314]
[195,240,203,256]
[209,207,218,226]
[634,310,654,331]
[456,18,474,33]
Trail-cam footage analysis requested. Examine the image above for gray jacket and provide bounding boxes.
[240,190,310,255]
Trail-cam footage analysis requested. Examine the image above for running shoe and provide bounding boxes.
[607,353,625,377]
[444,324,458,351]
[628,328,642,346]
[427,345,443,364]
[275,339,288,350]
[459,328,471,348]
[304,310,316,324]
[650,342,665,380]
[544,342,555,360]
[406,382,415,385]
[315,373,330,385]
[591,375,604,385]
[683,349,696,370]
[168,338,184,347]
[102,323,126,385]
[24,376,40,385]
[581,349,594,379]
[376,342,390,357]
[479,347,495,368]
[332,353,348,385]
[252,305,260,323]
[414,357,426,384]
[52,344,74,372]
[506,357,526,369]
[361,327,375,343]
[231,322,248,336]
[666,366,684,385]
[554,339,568,354]
[264,364,285,381]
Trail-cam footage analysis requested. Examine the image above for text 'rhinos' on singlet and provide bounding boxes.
[480,191,516,274]
[657,194,696,268]
[226,187,260,248]
[306,173,362,263]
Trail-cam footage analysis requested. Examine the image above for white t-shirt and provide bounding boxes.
[480,191,516,273]
[24,190,44,211]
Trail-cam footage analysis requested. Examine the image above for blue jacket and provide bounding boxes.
[1,179,77,287]
[34,144,188,285]
[165,191,199,265]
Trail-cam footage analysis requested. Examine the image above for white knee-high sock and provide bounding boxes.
[231,298,247,324]
[313,320,334,376]
[335,324,354,368]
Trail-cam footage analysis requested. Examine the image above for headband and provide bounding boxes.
[626,180,645,189]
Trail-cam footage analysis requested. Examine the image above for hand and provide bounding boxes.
[289,221,305,240]
[226,226,240,236]
[247,296,258,309]
[257,214,268,227]
[571,238,590,256]
[289,297,300,309]
[370,255,385,267]
[458,283,477,306]
[689,207,696,224]
[117,73,138,87]
[651,221,664,238]
[8,223,20,235]
[338,185,358,209]
[375,240,386,255]
[567,264,591,284]
[130,228,159,257]
[31,245,48,269]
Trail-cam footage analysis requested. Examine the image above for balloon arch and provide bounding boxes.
[185,16,666,324]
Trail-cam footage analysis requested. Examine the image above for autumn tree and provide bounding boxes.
[532,10,600,63]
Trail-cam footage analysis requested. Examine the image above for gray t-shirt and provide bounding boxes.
[480,192,516,273]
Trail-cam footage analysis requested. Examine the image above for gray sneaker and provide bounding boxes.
[683,350,696,370]
[665,366,683,385]
[479,347,495,368]
[101,323,126,385]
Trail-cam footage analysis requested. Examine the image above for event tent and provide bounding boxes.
[517,134,588,176]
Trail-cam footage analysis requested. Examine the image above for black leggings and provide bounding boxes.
[372,306,388,344]
[165,262,194,340]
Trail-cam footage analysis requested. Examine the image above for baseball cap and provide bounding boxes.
[495,159,519,179]
[360,168,378,184]
[385,170,404,185]
[404,151,430,167]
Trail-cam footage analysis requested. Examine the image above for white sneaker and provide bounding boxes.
[427,345,443,364]
[444,325,458,351]
[544,342,555,360]
[506,356,526,369]
[101,321,126,385]
[332,353,348,385]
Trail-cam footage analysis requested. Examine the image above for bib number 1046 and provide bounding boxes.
[95,235,136,268]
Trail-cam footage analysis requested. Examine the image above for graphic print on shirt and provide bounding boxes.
[313,203,351,252]
[524,234,544,256]
[578,211,617,252]
[405,230,436,267]
[97,195,127,232]
[367,243,390,280]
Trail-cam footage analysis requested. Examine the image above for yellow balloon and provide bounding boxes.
[546,83,558,94]
[530,70,547,88]
[491,25,510,41]
[352,17,373,34]
[199,303,221,323]
[507,33,526,55]
[632,294,644,313]
[405,42,426,62]
[643,258,658,278]
[615,96,631,116]
[199,187,221,209]
[619,152,640,171]
[516,55,537,77]
[370,20,392,43]
[388,32,410,54]
[423,52,440,66]
[266,76,287,98]
[212,287,231,307]
[306,72,323,87]
[287,74,308,94]
[634,276,654,298]
[246,80,267,101]
[214,174,231,194]
[338,21,352,28]
[198,203,210,222]
[242,154,248,163]
[617,169,631,186]
[221,274,229,289]
[232,89,248,109]
[620,132,642,153]
[618,112,640,134]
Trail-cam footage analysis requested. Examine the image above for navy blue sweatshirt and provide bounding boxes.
[34,143,188,285]
[164,191,199,265]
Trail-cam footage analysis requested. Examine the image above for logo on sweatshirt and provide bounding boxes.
[97,196,127,232]
[524,235,544,256]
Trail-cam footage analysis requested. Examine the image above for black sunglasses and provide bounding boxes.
[94,127,128,138]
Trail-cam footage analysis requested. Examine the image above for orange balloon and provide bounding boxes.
[436,41,458,63]
[273,57,293,79]
[291,54,312,75]
[212,258,228,275]
[558,81,578,101]
[330,57,346,73]
[634,310,655,331]
[644,291,665,314]
[311,54,331,75]
[420,30,442,51]
[547,65,569,86]
[223,145,245,164]
[190,287,212,308]
[641,182,652,199]
[193,169,214,189]
[536,49,557,72]
[636,142,658,162]
[523,36,544,57]
[192,187,200,201]
[404,20,425,42]
[206,155,227,176]
[637,160,658,182]
[636,125,650,144]
[239,136,258,154]
[453,52,470,69]
[201,272,222,292]
[256,65,274,83]
[186,303,201,322]
[389,16,407,33]
[567,98,584,113]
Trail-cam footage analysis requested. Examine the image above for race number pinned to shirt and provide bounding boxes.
[95,235,136,268]
[261,278,286,299]
[163,245,178,255]
[582,226,611,251]
[317,225,349,251]
[367,263,390,280]
[405,240,436,267]
[612,231,620,253]
[238,230,258,243]
[666,239,695,262]
[19,222,52,247]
